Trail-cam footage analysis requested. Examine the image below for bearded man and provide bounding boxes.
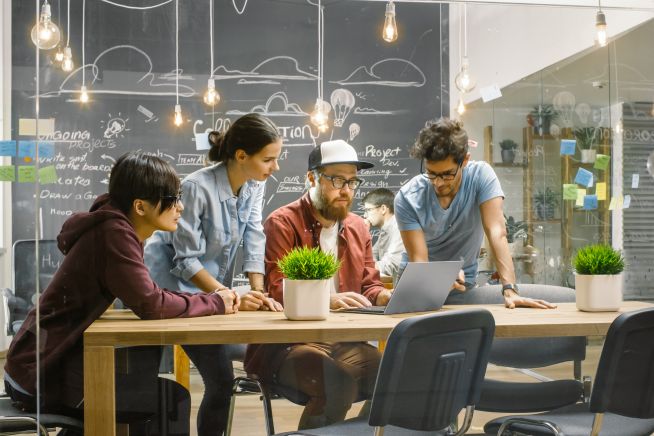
[244,139,387,430]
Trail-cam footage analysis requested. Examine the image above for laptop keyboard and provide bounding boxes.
[337,305,386,314]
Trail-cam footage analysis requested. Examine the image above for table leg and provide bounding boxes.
[84,345,116,436]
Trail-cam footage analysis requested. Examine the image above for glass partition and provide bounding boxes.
[1,1,653,434]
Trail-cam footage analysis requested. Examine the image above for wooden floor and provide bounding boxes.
[0,342,604,435]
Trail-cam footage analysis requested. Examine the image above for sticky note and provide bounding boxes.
[195,132,210,151]
[18,118,55,136]
[560,139,576,156]
[38,141,55,158]
[17,166,36,182]
[596,182,607,200]
[0,140,17,157]
[18,141,36,158]
[632,174,639,189]
[0,165,16,182]
[623,195,631,209]
[594,154,610,170]
[608,196,617,210]
[563,184,578,200]
[576,189,586,207]
[38,165,58,184]
[583,195,598,210]
[480,84,502,103]
[574,168,593,188]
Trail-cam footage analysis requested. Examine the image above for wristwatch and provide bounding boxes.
[501,283,519,297]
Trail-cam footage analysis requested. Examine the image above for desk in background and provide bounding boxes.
[84,301,653,436]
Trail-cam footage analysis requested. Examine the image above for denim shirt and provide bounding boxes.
[144,163,266,293]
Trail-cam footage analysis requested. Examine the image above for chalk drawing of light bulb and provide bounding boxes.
[575,103,591,125]
[349,123,360,141]
[101,113,129,139]
[552,91,576,128]
[330,88,355,127]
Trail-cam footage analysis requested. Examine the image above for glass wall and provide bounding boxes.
[1,1,653,434]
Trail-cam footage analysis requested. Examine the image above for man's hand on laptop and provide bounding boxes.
[451,270,467,292]
[330,292,373,309]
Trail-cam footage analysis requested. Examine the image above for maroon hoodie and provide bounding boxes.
[4,194,225,403]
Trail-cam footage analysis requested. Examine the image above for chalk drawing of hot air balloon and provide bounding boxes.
[330,88,356,127]
[349,123,360,141]
[553,91,576,128]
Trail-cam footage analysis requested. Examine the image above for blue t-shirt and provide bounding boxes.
[394,161,504,282]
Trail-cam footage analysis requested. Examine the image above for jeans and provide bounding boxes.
[182,344,245,436]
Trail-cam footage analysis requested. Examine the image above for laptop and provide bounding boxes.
[337,260,464,315]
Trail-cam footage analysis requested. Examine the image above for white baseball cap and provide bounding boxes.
[308,140,374,170]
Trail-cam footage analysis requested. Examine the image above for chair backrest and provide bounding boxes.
[450,284,586,368]
[590,307,654,418]
[369,308,495,431]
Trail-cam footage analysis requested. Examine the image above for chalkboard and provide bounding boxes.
[11,0,449,240]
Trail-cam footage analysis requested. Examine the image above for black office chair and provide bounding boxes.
[447,284,589,414]
[485,306,654,436]
[267,308,495,436]
[0,394,84,436]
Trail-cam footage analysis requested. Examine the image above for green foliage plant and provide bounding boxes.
[530,104,558,121]
[504,215,527,243]
[499,139,518,151]
[573,244,625,275]
[573,127,599,150]
[277,246,341,280]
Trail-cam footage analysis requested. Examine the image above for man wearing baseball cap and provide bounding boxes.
[245,139,390,430]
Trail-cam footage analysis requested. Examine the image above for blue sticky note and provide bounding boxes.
[560,139,576,156]
[38,141,55,158]
[0,140,17,157]
[18,141,37,158]
[583,194,598,210]
[574,168,593,188]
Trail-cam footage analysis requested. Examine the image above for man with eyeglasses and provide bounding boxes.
[362,188,405,280]
[245,139,387,430]
[395,118,555,310]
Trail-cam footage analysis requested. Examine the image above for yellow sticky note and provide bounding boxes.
[576,189,586,207]
[596,182,606,201]
[609,197,617,210]
[617,194,624,209]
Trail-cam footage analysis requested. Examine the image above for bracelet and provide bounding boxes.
[501,283,519,297]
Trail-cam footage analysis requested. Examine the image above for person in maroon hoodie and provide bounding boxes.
[4,152,239,436]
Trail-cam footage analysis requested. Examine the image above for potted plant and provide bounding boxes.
[499,139,519,164]
[504,215,527,257]
[533,188,559,220]
[529,104,558,136]
[572,244,625,311]
[573,127,598,163]
[277,246,341,320]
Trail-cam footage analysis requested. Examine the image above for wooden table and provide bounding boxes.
[84,301,652,435]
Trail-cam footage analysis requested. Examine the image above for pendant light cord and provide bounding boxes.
[175,0,179,105]
[210,0,214,76]
[66,0,70,47]
[82,0,85,86]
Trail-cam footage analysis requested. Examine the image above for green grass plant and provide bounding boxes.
[277,246,341,280]
[573,244,625,275]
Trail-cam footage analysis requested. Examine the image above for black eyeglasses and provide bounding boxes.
[161,191,183,205]
[421,161,462,182]
[321,174,363,190]
[363,205,381,215]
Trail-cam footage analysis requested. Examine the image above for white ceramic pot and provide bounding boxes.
[574,273,623,312]
[581,149,596,163]
[283,279,330,320]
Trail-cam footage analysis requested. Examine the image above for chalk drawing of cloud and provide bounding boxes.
[331,58,426,87]
[226,91,308,116]
[38,45,196,99]
[212,56,316,83]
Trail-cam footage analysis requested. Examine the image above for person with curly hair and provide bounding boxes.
[395,117,555,309]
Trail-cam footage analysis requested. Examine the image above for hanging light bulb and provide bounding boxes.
[174,104,183,126]
[310,99,330,132]
[61,46,74,71]
[457,96,466,116]
[455,57,476,93]
[595,9,607,47]
[31,1,61,50]
[203,78,220,106]
[54,45,64,62]
[79,85,89,103]
[382,1,398,43]
[615,118,623,135]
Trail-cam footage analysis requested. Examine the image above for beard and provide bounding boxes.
[310,183,352,221]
